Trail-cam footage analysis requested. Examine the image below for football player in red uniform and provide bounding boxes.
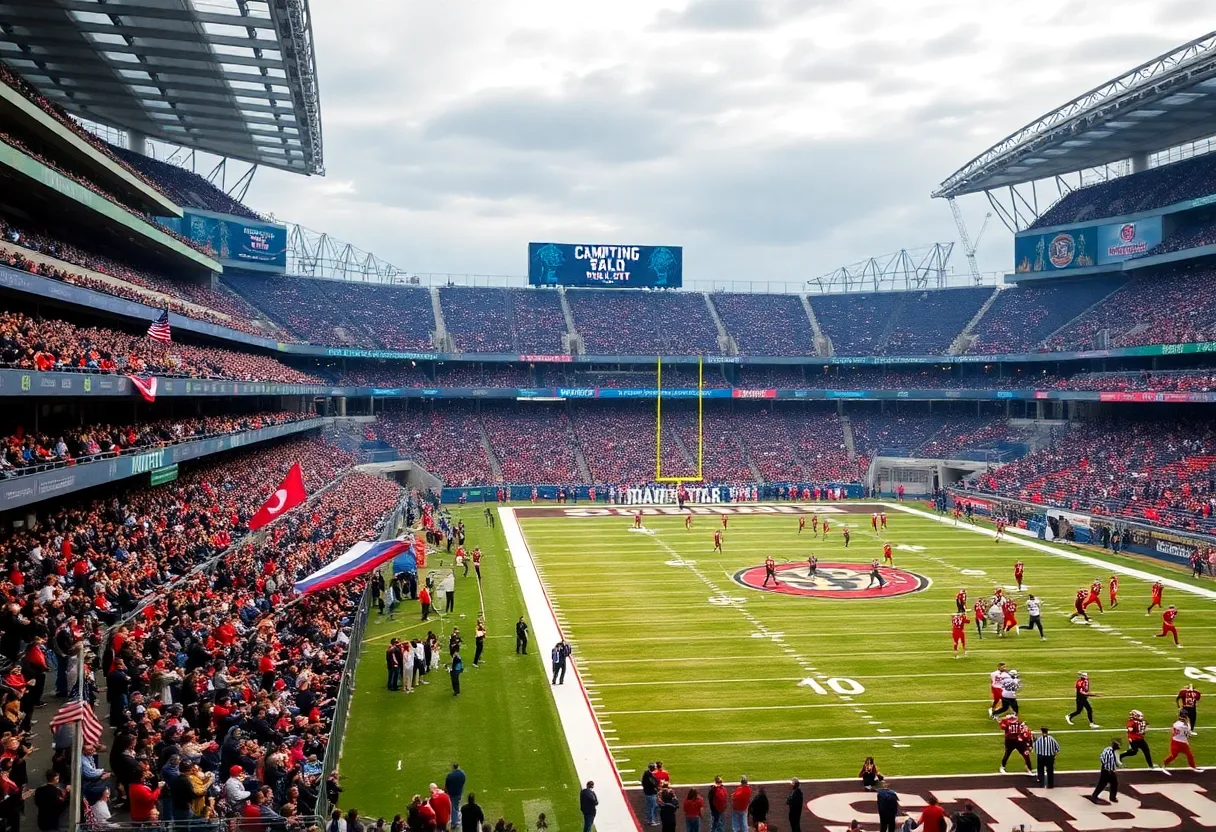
[951,612,969,657]
[871,512,879,532]
[1001,597,1019,637]
[721,514,728,530]
[806,554,818,580]
[1148,580,1164,615]
[1084,579,1104,613]
[1120,710,1154,769]
[685,513,694,530]
[998,714,1033,775]
[1155,605,1181,646]
[1068,588,1090,623]
[883,542,893,565]
[880,512,888,530]
[1013,561,1025,591]
[763,556,778,587]
[1065,671,1099,729]
[973,597,987,639]
[955,587,967,614]
[995,518,1007,541]
[811,515,819,536]
[1108,574,1119,609]
[1178,684,1201,729]
[634,511,643,529]
[798,516,806,534]
[842,526,851,548]
[471,547,483,580]
[953,505,962,525]
[822,520,831,537]
[712,530,723,552]
[989,663,1007,709]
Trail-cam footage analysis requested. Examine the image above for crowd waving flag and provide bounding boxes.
[125,374,158,403]
[49,697,103,745]
[146,309,172,343]
[294,538,414,595]
[248,462,307,531]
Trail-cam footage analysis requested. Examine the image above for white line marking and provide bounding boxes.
[397,760,402,771]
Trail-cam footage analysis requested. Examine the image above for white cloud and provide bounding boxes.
[245,0,1210,285]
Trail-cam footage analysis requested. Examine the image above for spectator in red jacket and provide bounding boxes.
[708,777,728,832]
[429,783,451,830]
[730,777,752,832]
[128,777,161,824]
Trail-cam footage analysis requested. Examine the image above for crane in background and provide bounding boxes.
[948,197,992,284]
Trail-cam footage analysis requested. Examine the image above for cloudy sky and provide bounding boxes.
[244,0,1209,287]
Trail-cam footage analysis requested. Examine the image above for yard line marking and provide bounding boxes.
[583,667,1180,686]
[612,725,1180,751]
[397,760,402,771]
[576,643,1172,664]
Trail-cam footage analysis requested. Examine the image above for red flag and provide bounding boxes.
[248,463,307,531]
[126,374,158,403]
[49,698,103,745]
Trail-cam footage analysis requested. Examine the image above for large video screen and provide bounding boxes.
[1014,217,1162,274]
[528,242,683,288]
[160,211,288,271]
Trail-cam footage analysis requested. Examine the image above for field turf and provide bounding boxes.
[338,507,580,827]
[516,503,1216,784]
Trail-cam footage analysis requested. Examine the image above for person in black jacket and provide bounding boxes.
[516,617,529,654]
[787,778,805,832]
[641,764,659,826]
[33,770,68,832]
[460,793,485,832]
[749,785,769,829]
[579,781,597,832]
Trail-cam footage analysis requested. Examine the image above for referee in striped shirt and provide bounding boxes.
[1090,739,1122,803]
[1033,727,1059,788]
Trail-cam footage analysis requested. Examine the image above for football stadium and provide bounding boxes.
[5,5,1216,832]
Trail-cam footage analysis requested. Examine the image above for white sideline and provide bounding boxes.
[884,501,1216,601]
[498,507,638,832]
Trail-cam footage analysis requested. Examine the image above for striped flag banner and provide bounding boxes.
[48,698,103,745]
[147,310,171,343]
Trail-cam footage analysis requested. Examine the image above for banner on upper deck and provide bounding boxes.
[528,243,683,287]
[1014,217,1162,273]
[159,211,288,271]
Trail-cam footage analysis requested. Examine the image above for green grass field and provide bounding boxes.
[517,503,1216,785]
[338,507,580,827]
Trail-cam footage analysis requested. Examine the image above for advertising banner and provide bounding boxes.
[159,211,288,270]
[1014,217,1163,273]
[528,242,683,287]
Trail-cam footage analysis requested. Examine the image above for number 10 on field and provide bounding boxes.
[799,677,865,695]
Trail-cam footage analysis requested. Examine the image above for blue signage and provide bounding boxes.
[528,242,683,287]
[1014,217,1162,273]
[159,211,288,271]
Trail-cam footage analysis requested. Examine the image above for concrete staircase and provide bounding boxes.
[802,295,832,356]
[476,421,504,482]
[948,286,1001,355]
[429,287,454,352]
[841,414,857,462]
[1040,286,1125,349]
[669,424,698,469]
[732,425,764,483]
[564,414,593,482]
[704,293,737,354]
[872,298,907,354]
[558,287,584,354]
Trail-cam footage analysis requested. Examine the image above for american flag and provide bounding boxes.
[147,310,171,343]
[48,697,104,745]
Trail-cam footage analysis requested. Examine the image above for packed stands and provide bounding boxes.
[966,279,1124,354]
[567,290,720,355]
[331,365,432,388]
[848,410,955,458]
[808,291,906,356]
[1,411,312,476]
[572,368,730,389]
[731,405,855,483]
[374,406,494,485]
[665,407,754,482]
[913,416,1025,459]
[1030,152,1216,229]
[224,276,435,350]
[881,287,993,355]
[481,404,580,484]
[436,364,533,387]
[109,145,264,221]
[735,366,807,388]
[509,289,568,354]
[570,403,691,484]
[1141,214,1216,258]
[973,418,1216,532]
[710,293,816,356]
[439,288,516,353]
[1051,369,1216,392]
[1047,265,1216,350]
[0,311,321,382]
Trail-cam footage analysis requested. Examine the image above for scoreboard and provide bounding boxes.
[528,242,683,288]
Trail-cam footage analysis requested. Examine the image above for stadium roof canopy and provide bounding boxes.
[0,0,323,176]
[934,31,1216,199]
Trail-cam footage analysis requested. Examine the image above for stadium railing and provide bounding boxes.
[76,815,324,832]
[315,491,413,820]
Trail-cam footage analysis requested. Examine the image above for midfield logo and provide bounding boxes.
[733,561,931,599]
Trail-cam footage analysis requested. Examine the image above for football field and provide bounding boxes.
[511,502,1216,785]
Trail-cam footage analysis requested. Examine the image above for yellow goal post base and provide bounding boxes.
[654,354,704,483]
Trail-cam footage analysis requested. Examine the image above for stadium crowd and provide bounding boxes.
[966,280,1125,355]
[0,432,402,828]
[0,411,313,477]
[709,293,817,356]
[0,310,321,383]
[974,418,1216,532]
[1030,152,1216,229]
[566,290,721,355]
[109,146,265,222]
[1141,214,1216,258]
[373,406,494,486]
